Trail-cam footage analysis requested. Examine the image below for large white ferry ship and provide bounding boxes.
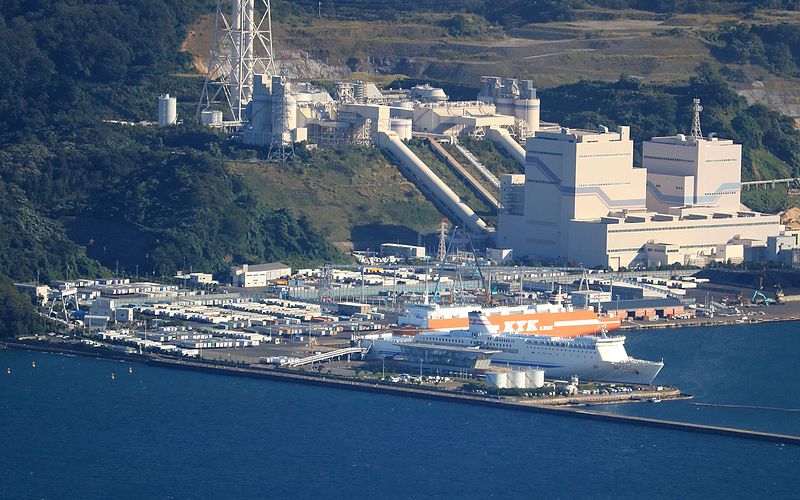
[370,312,663,385]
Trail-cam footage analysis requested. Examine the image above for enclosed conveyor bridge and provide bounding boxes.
[378,131,494,236]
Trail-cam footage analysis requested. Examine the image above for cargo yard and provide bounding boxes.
[12,262,800,405]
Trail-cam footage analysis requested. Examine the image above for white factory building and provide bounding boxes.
[497,103,782,269]
[231,263,291,287]
[380,243,426,259]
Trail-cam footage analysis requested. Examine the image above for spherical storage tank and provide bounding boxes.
[158,94,177,127]
[510,370,527,389]
[390,118,413,141]
[485,372,508,389]
[525,368,545,389]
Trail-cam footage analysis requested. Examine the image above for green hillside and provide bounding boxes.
[0,1,341,287]
[230,146,442,250]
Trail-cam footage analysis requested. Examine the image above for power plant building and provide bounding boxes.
[497,106,782,269]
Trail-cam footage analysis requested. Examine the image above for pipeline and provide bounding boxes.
[378,131,493,235]
[488,126,525,168]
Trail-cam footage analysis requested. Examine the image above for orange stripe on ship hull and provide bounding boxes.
[425,311,620,337]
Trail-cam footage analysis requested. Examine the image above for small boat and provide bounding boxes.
[128,367,133,374]
[111,372,116,380]
[31,361,36,368]
[6,368,11,374]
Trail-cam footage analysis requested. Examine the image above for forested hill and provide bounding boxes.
[0,0,340,293]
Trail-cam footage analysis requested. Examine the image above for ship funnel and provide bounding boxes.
[468,311,499,334]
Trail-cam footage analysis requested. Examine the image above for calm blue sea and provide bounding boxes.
[2,322,799,499]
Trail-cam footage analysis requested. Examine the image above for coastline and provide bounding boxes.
[4,338,800,446]
[621,314,800,331]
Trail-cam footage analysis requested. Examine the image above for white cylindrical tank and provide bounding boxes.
[511,370,527,389]
[514,98,540,133]
[390,118,413,141]
[486,372,508,389]
[158,94,177,127]
[201,110,223,127]
[526,368,545,388]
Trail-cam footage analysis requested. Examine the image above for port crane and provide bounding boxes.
[430,224,458,304]
[466,232,492,305]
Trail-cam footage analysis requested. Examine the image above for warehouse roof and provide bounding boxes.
[237,263,290,273]
[599,298,687,310]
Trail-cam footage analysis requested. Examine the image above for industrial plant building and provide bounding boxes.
[497,101,782,269]
[191,0,783,269]
[380,243,426,259]
[231,263,291,287]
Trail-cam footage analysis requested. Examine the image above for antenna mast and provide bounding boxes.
[690,98,703,141]
[197,0,277,125]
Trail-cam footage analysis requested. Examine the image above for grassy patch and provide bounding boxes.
[229,146,442,248]
[405,140,496,226]
[449,137,522,177]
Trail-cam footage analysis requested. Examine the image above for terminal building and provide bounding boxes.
[497,100,782,269]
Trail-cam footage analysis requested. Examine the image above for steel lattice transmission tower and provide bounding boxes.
[437,218,448,263]
[197,0,277,124]
[690,98,703,141]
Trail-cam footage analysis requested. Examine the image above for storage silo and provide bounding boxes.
[514,80,539,134]
[525,368,545,388]
[201,110,223,127]
[494,78,517,117]
[390,118,413,141]
[510,370,527,389]
[158,94,177,127]
[494,96,516,117]
[485,372,508,389]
